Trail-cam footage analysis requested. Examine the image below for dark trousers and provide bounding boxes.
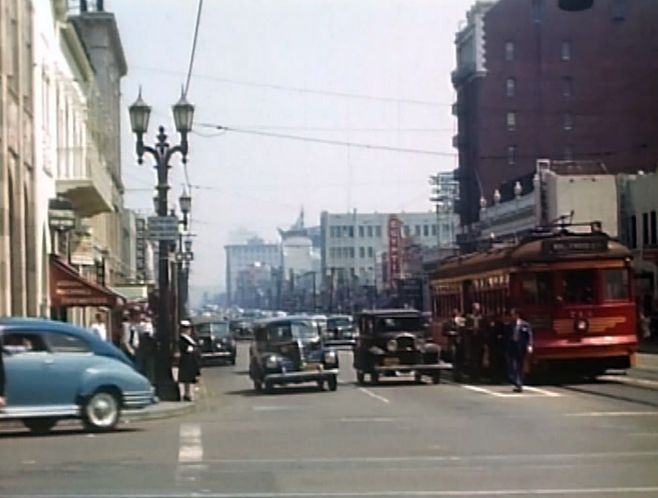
[507,342,527,388]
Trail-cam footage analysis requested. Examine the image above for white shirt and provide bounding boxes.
[121,322,140,350]
[90,322,107,342]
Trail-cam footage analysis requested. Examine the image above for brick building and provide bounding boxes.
[452,0,658,228]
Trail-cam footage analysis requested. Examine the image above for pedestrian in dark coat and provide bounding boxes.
[506,308,533,392]
[178,320,200,401]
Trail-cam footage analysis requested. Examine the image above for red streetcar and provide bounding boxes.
[430,228,637,378]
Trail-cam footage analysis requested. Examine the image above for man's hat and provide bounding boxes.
[180,320,192,328]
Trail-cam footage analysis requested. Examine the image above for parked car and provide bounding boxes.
[325,315,356,346]
[230,319,255,340]
[249,316,339,393]
[193,319,236,365]
[0,318,155,434]
[353,309,446,385]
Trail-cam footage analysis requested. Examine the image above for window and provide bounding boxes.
[506,78,516,97]
[375,226,382,237]
[415,225,421,236]
[404,225,411,237]
[651,211,657,245]
[519,273,552,305]
[348,226,354,238]
[630,215,637,249]
[602,269,629,301]
[505,41,515,61]
[562,77,573,97]
[358,226,364,238]
[367,226,373,237]
[47,333,90,353]
[643,212,649,246]
[367,247,374,258]
[507,145,517,166]
[359,247,365,258]
[2,332,48,354]
[562,270,596,304]
[423,225,429,237]
[349,247,355,258]
[506,112,517,131]
[563,113,573,131]
[561,41,571,61]
[432,224,438,236]
[564,145,574,161]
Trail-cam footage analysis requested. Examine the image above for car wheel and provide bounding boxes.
[432,371,441,384]
[370,371,379,385]
[356,370,365,385]
[414,371,423,384]
[327,375,338,391]
[82,390,121,432]
[23,417,58,435]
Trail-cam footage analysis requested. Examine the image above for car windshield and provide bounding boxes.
[266,320,320,343]
[196,322,230,338]
[328,317,351,328]
[375,316,423,333]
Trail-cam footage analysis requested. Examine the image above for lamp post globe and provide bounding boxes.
[128,89,151,135]
[179,189,192,217]
[172,91,195,134]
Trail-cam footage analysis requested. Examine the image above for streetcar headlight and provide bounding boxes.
[575,318,589,332]
[387,339,398,352]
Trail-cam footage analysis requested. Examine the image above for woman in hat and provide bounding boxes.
[178,320,201,401]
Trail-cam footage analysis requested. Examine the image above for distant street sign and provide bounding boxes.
[147,216,179,241]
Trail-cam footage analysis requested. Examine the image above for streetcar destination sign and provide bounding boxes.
[543,238,608,255]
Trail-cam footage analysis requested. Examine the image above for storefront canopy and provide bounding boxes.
[50,254,123,308]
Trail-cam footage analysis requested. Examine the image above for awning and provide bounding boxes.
[109,284,150,302]
[50,254,123,308]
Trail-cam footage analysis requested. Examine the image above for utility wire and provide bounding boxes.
[184,0,204,96]
[197,123,456,157]
[132,65,448,108]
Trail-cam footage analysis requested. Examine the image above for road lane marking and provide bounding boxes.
[339,417,396,422]
[566,411,658,417]
[462,384,561,398]
[252,405,305,412]
[178,423,203,463]
[357,387,390,404]
[7,486,658,497]
[599,374,658,389]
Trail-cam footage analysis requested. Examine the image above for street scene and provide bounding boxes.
[2,0,658,496]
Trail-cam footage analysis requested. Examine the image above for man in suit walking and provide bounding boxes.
[507,308,533,392]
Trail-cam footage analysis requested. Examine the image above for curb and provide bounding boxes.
[598,374,658,391]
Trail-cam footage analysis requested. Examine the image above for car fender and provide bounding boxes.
[77,358,149,400]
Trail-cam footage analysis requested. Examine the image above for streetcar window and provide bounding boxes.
[520,273,552,304]
[602,269,629,301]
[563,270,596,304]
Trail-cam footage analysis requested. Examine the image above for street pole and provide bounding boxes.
[129,89,194,402]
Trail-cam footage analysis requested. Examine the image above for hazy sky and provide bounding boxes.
[109,0,479,299]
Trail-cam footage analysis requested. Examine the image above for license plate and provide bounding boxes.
[383,357,400,366]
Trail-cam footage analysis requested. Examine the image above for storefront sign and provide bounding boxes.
[388,216,402,284]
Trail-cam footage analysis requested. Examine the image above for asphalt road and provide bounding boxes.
[1,344,658,498]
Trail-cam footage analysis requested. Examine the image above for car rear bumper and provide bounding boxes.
[201,351,233,359]
[265,368,339,383]
[374,362,450,373]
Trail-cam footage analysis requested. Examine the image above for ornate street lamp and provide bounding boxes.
[128,88,194,402]
[179,188,192,230]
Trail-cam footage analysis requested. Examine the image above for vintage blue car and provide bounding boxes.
[0,318,156,433]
